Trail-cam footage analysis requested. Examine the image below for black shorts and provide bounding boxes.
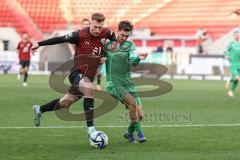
[19,60,30,68]
[67,70,94,97]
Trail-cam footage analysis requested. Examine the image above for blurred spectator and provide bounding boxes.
[155,45,163,53]
[164,40,176,65]
[196,28,212,54]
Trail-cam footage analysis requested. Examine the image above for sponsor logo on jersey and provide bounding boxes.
[85,41,90,45]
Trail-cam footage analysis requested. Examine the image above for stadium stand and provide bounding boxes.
[0,0,239,45]
[16,0,67,32]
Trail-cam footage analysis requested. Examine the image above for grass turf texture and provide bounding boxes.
[0,74,239,160]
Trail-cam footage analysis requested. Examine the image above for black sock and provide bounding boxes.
[40,98,60,113]
[97,74,101,85]
[24,73,28,82]
[83,97,94,127]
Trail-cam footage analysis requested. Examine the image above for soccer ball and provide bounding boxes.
[89,131,108,149]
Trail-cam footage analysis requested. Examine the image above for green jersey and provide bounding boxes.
[104,40,140,88]
[104,40,142,105]
[224,40,240,67]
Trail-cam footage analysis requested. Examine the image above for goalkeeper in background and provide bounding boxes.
[224,30,240,97]
[104,21,147,143]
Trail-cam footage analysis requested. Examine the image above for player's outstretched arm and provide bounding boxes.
[31,31,79,52]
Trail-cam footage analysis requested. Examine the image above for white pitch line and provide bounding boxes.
[1,124,240,129]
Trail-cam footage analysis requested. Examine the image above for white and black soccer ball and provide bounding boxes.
[89,131,108,149]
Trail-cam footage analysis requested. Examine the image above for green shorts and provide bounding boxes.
[230,66,240,79]
[107,85,142,106]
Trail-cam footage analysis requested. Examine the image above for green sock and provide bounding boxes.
[127,123,135,134]
[134,122,143,134]
[230,80,238,91]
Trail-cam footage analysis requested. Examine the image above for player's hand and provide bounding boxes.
[100,57,107,64]
[70,56,74,62]
[138,53,148,60]
[31,42,39,55]
[109,42,118,52]
[136,105,144,121]
[225,56,229,60]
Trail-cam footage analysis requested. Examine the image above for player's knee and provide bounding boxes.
[81,87,94,97]
[127,100,137,108]
[129,112,138,123]
[59,99,72,108]
[23,69,28,73]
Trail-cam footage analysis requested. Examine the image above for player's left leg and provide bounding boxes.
[21,61,30,86]
[22,67,29,86]
[123,93,146,143]
[79,76,97,136]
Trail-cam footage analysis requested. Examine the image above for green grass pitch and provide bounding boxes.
[0,74,240,160]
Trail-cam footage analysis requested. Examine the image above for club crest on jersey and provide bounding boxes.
[122,45,128,51]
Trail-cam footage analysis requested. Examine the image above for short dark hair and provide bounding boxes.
[91,13,105,22]
[118,21,133,32]
[82,18,90,23]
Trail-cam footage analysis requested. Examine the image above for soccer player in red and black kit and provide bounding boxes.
[17,32,32,86]
[31,13,116,137]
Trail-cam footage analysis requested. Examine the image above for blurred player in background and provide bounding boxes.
[31,13,116,137]
[104,21,147,143]
[17,32,33,87]
[95,65,103,91]
[68,18,90,57]
[224,31,240,97]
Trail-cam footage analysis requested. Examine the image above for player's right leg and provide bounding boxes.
[228,68,239,97]
[33,93,79,127]
[228,79,238,97]
[22,60,30,86]
[225,79,230,89]
[96,74,102,91]
[17,61,23,80]
[22,66,29,87]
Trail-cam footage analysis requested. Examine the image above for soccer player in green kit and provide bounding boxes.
[104,21,147,143]
[224,31,240,97]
